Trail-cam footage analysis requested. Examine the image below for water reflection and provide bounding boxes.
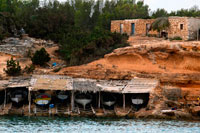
[0,116,199,133]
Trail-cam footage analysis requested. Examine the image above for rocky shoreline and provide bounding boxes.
[0,36,200,120]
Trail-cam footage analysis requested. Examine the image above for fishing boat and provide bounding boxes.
[102,94,116,107]
[35,93,51,106]
[75,93,92,110]
[131,95,145,111]
[131,98,144,105]
[56,91,68,101]
[10,89,28,104]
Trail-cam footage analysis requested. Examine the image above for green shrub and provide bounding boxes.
[53,67,62,73]
[170,36,182,41]
[152,17,170,37]
[31,48,51,66]
[24,64,35,73]
[59,29,129,66]
[4,57,21,76]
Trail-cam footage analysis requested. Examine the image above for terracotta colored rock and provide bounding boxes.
[191,106,200,116]
[175,110,192,119]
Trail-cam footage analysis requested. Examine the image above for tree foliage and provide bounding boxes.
[59,28,129,65]
[152,17,170,33]
[4,57,21,76]
[0,0,150,41]
[31,48,51,66]
[152,9,168,18]
[169,6,200,17]
[0,0,149,65]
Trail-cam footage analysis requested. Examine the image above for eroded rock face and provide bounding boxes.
[162,87,182,101]
[191,106,200,116]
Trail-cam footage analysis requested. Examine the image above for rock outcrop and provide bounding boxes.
[0,35,57,56]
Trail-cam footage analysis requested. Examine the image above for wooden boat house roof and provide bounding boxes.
[30,75,73,91]
[97,80,128,93]
[122,78,159,93]
[72,78,100,92]
[7,76,31,88]
[0,80,9,90]
[0,75,159,93]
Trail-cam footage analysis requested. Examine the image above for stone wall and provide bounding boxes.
[168,17,189,40]
[111,19,157,36]
[111,17,200,40]
[162,86,182,101]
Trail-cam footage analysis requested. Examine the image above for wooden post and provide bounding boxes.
[71,91,74,111]
[98,91,101,108]
[28,87,31,115]
[4,89,6,108]
[123,94,125,110]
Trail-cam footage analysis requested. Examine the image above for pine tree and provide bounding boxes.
[31,48,51,66]
[4,57,21,76]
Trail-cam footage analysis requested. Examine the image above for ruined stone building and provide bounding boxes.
[111,17,200,40]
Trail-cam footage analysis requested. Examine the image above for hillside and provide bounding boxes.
[56,36,200,105]
[58,36,200,81]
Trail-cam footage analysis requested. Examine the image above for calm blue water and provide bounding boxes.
[0,116,199,133]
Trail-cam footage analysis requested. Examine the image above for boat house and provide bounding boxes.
[0,75,159,117]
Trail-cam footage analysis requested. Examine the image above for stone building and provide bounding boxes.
[111,17,200,40]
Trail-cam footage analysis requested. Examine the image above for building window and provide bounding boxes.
[120,23,123,34]
[180,24,184,30]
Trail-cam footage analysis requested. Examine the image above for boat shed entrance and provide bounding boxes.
[30,75,73,115]
[122,78,159,110]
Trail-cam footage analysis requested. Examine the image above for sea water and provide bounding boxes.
[0,116,199,133]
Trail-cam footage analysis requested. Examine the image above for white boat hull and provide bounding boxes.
[11,97,23,103]
[75,99,92,110]
[103,101,115,107]
[36,100,50,106]
[57,95,68,100]
[132,99,143,105]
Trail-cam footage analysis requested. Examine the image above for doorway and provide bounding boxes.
[131,23,135,35]
[146,24,151,36]
[120,24,123,34]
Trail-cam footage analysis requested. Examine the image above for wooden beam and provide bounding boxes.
[123,94,125,110]
[71,91,74,111]
[4,89,6,108]
[98,91,101,108]
[28,87,31,115]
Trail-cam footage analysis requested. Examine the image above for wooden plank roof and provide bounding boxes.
[73,78,100,92]
[0,80,9,90]
[30,75,73,91]
[97,80,128,93]
[7,76,31,88]
[122,78,159,93]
